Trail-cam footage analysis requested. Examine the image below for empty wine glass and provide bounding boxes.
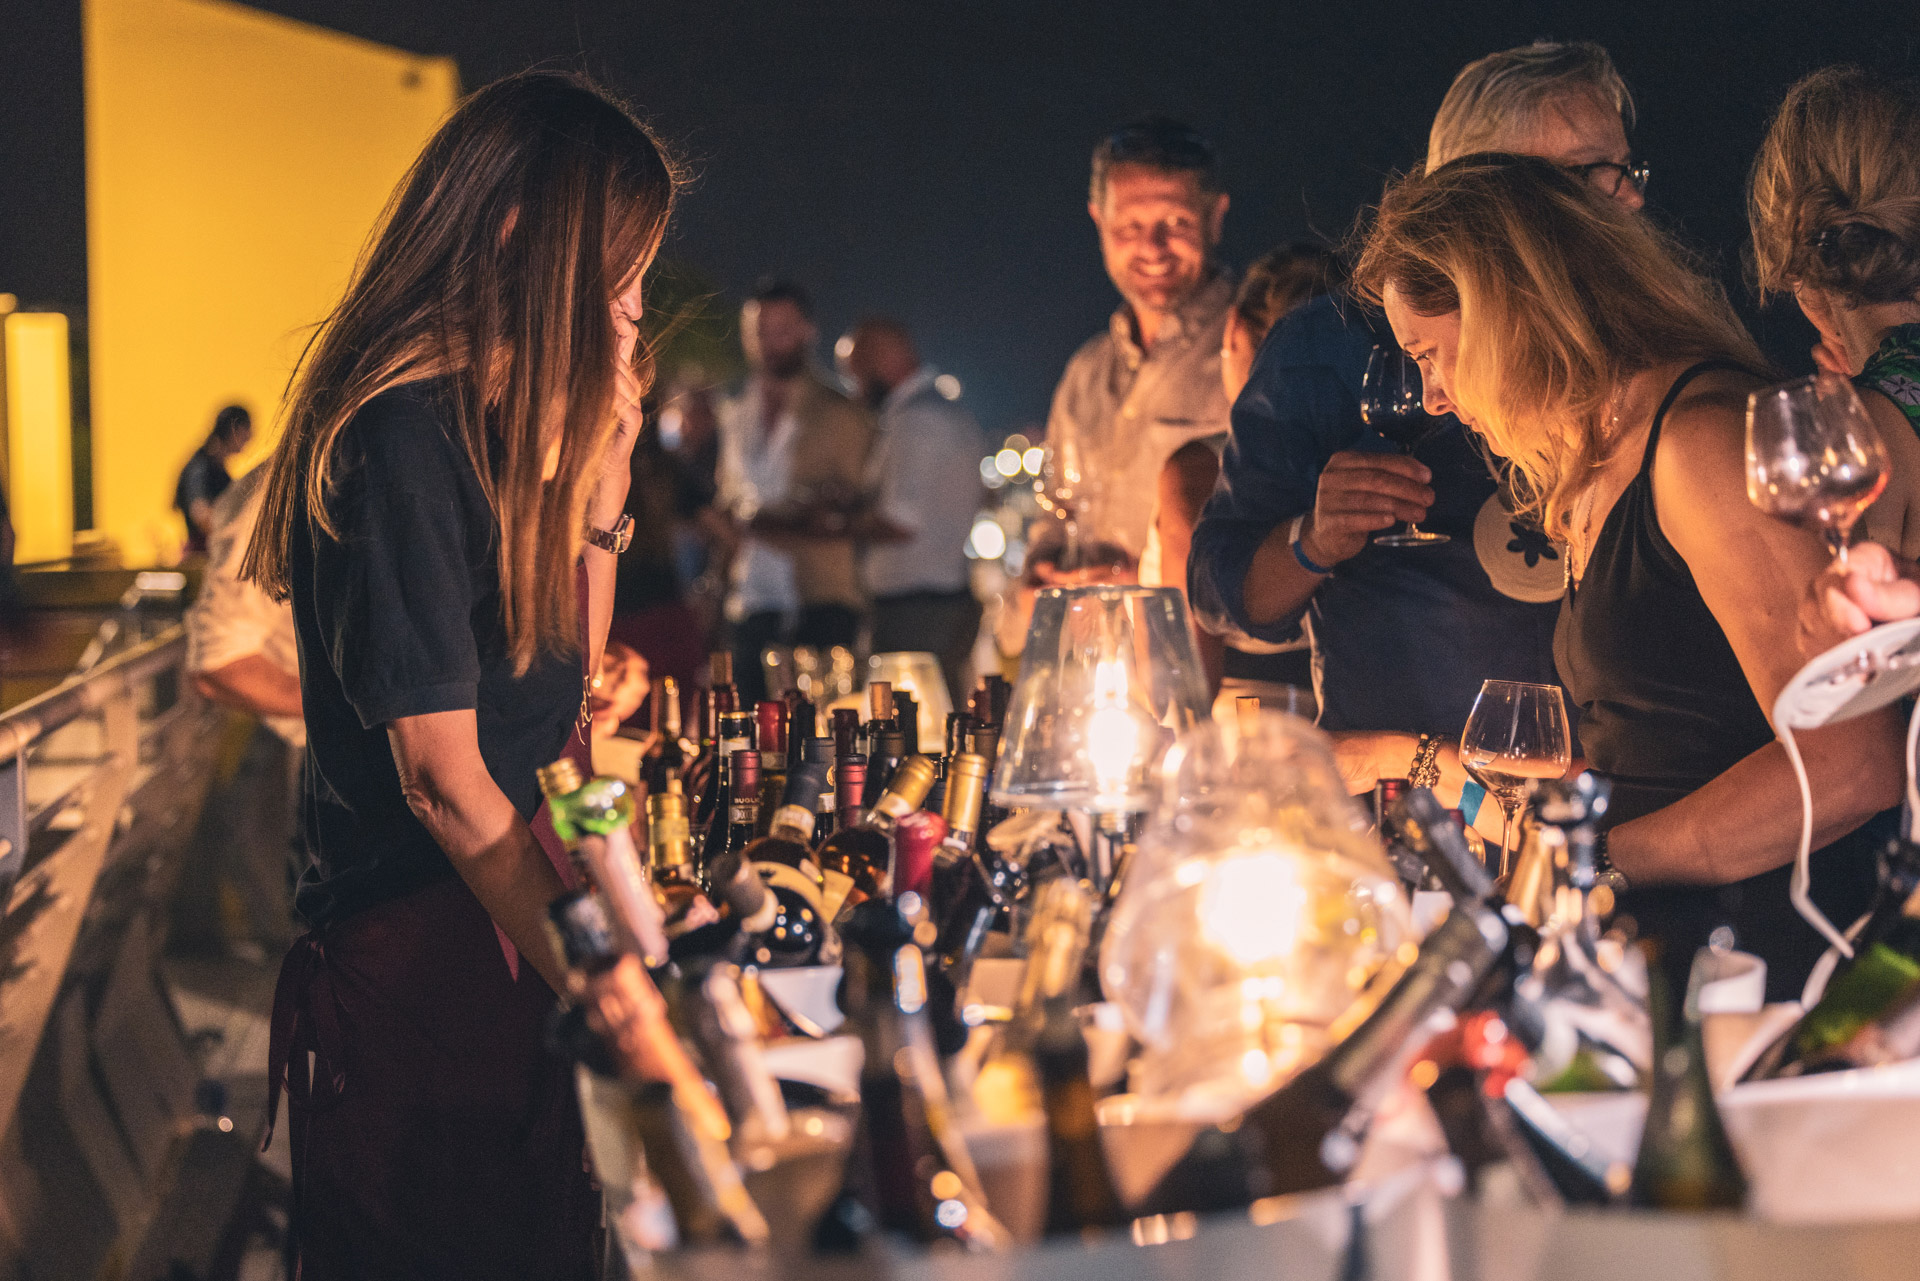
[1460,679,1572,873]
[1360,345,1448,547]
[1746,372,1889,567]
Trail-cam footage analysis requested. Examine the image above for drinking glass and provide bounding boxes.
[1360,345,1448,547]
[1460,679,1572,872]
[1746,372,1889,567]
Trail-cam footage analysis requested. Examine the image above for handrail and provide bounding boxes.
[0,625,186,768]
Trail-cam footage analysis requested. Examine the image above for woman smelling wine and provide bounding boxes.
[1354,153,1904,1000]
[243,72,679,1278]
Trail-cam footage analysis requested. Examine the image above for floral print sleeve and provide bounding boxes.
[1859,322,1920,436]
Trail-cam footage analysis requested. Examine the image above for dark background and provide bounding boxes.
[4,0,1917,433]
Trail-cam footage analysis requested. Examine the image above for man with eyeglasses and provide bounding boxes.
[1189,41,1646,814]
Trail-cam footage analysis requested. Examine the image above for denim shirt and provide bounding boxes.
[1187,292,1564,735]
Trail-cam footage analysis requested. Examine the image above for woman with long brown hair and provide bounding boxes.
[1354,153,1903,1000]
[244,71,677,1278]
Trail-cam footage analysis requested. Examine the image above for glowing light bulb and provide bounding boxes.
[1085,657,1144,799]
[1198,847,1310,968]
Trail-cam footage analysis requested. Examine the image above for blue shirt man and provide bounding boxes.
[1187,292,1563,735]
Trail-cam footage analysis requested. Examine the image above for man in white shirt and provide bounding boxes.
[715,280,875,702]
[840,319,986,706]
[188,466,303,745]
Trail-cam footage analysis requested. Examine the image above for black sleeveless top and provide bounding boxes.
[1554,361,1887,1001]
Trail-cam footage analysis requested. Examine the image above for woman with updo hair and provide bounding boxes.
[1751,67,1920,565]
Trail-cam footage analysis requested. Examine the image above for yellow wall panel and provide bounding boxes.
[4,313,75,565]
[85,0,456,564]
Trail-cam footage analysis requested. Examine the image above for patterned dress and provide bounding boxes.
[1859,322,1920,434]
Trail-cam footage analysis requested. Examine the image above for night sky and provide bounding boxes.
[4,1,1917,434]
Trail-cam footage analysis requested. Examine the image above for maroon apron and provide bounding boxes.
[265,567,599,1279]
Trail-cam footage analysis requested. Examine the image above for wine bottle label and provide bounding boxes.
[729,802,755,826]
[819,867,857,922]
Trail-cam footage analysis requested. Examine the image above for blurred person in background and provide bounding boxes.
[840,317,986,708]
[657,374,735,638]
[1149,244,1346,695]
[180,466,304,957]
[717,279,875,701]
[1189,41,1645,810]
[175,403,252,555]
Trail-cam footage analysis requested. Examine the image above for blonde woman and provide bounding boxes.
[1355,153,1903,1000]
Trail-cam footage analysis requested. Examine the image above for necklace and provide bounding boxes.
[1567,388,1628,588]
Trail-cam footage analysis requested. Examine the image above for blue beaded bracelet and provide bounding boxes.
[1291,535,1335,576]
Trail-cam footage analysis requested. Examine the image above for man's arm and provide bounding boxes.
[194,654,302,718]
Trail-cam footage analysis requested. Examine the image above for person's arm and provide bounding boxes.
[1155,441,1225,688]
[1240,451,1434,626]
[194,654,302,718]
[188,497,217,540]
[582,314,647,676]
[1609,384,1904,886]
[389,710,569,992]
[1188,306,1390,641]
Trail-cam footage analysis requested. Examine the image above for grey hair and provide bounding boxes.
[1426,41,1635,174]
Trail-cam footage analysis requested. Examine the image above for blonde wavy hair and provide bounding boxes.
[1427,41,1633,174]
[1352,154,1767,539]
[1750,66,1920,307]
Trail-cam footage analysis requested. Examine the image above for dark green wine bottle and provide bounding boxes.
[1628,946,1747,1211]
[1746,838,1920,1080]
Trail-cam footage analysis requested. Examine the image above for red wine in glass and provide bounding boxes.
[1361,346,1448,547]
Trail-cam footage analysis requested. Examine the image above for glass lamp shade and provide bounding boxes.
[1100,710,1411,1110]
[993,586,1211,812]
[864,651,954,747]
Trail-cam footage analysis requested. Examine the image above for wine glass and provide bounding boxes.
[1460,679,1572,874]
[1746,372,1889,567]
[1360,345,1448,547]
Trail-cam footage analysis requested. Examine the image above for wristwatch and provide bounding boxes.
[583,513,634,555]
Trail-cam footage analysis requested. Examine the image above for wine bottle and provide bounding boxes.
[890,810,947,902]
[699,714,756,853]
[546,890,733,1146]
[865,725,910,813]
[1745,837,1920,1080]
[686,962,792,1147]
[865,680,897,741]
[929,753,999,966]
[540,759,670,966]
[980,877,1126,1233]
[646,783,720,937]
[813,898,1007,1251]
[1141,900,1507,1213]
[817,755,937,921]
[738,760,834,968]
[1629,946,1748,1210]
[706,749,761,872]
[640,676,690,796]
[893,688,920,757]
[753,700,787,836]
[548,893,768,1248]
[836,754,869,833]
[830,707,863,763]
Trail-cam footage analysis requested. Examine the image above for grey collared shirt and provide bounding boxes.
[1042,271,1234,560]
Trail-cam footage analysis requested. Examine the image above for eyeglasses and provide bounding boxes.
[1566,158,1651,198]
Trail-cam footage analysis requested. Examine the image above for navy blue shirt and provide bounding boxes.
[1188,293,1563,736]
[289,380,580,925]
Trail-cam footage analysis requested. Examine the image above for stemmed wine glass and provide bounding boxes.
[1460,679,1572,874]
[1746,371,1889,568]
[1360,345,1448,547]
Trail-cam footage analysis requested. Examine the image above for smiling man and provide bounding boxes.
[1035,117,1235,577]
[1188,41,1646,796]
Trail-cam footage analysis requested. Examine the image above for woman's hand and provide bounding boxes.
[1800,540,1920,654]
[589,308,645,527]
[1301,450,1434,567]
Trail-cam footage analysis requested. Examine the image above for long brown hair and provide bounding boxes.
[243,71,680,672]
[1352,153,1766,539]
[1749,66,1920,307]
